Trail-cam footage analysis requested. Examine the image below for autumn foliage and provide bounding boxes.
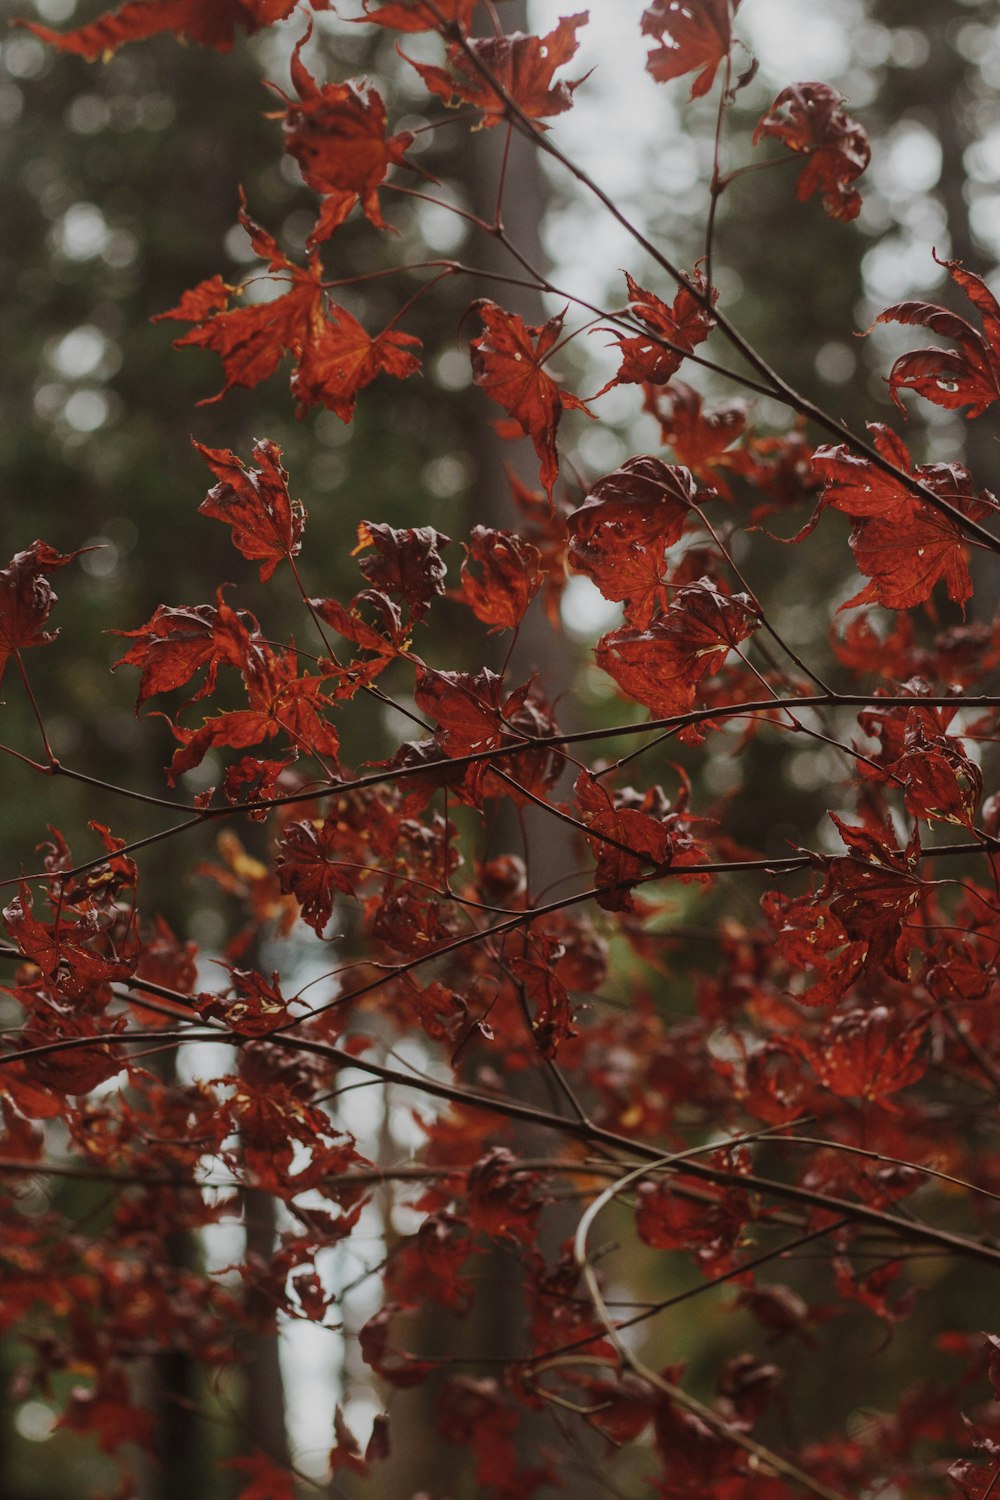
[5,3,1000,1499]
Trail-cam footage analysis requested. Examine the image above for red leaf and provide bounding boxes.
[386,1213,473,1311]
[195,438,304,581]
[595,577,760,717]
[458,526,543,631]
[857,701,983,830]
[641,0,742,99]
[754,82,870,221]
[566,457,697,627]
[16,0,309,59]
[466,1147,546,1241]
[797,1007,927,1101]
[275,31,414,242]
[276,817,359,936]
[470,300,591,497]
[197,966,291,1036]
[167,642,342,783]
[650,381,747,498]
[0,540,83,686]
[875,255,1000,416]
[509,950,574,1059]
[113,601,235,710]
[353,521,450,621]
[599,270,716,391]
[575,771,675,913]
[636,1177,749,1274]
[761,891,865,1006]
[293,306,422,421]
[59,1371,154,1453]
[405,14,589,129]
[818,813,922,978]
[311,589,411,657]
[222,755,292,819]
[811,426,989,612]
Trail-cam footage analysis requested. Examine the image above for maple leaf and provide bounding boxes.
[59,1370,154,1453]
[811,424,990,612]
[817,812,922,979]
[466,1146,546,1240]
[575,770,675,912]
[112,595,260,711]
[761,890,865,1007]
[875,255,1000,416]
[18,0,312,60]
[386,1213,473,1311]
[195,438,304,582]
[276,817,359,935]
[796,1008,927,1102]
[458,526,543,631]
[469,300,591,497]
[436,1379,524,1493]
[154,201,420,418]
[353,521,450,621]
[222,754,292,818]
[311,589,412,658]
[4,880,137,998]
[292,306,422,421]
[599,270,716,392]
[0,540,84,686]
[329,1405,368,1477]
[508,471,571,625]
[641,0,742,99]
[857,699,983,832]
[651,381,747,498]
[405,14,589,129]
[272,29,415,243]
[567,457,697,628]
[197,966,292,1036]
[636,1176,749,1275]
[595,577,760,718]
[754,82,870,221]
[166,630,343,783]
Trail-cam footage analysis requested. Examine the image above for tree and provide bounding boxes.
[3,3,1000,1498]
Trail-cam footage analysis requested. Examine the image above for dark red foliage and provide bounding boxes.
[754,82,870,221]
[15,0,320,59]
[0,540,84,685]
[405,14,589,129]
[7,8,1000,1500]
[875,255,1000,417]
[642,0,743,98]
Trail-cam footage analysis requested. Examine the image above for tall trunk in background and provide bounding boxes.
[242,1191,292,1472]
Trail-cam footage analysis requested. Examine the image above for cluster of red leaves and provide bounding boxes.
[154,201,421,418]
[15,0,327,59]
[5,5,1000,1500]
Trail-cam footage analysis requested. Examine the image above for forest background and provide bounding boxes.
[1,0,999,1496]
